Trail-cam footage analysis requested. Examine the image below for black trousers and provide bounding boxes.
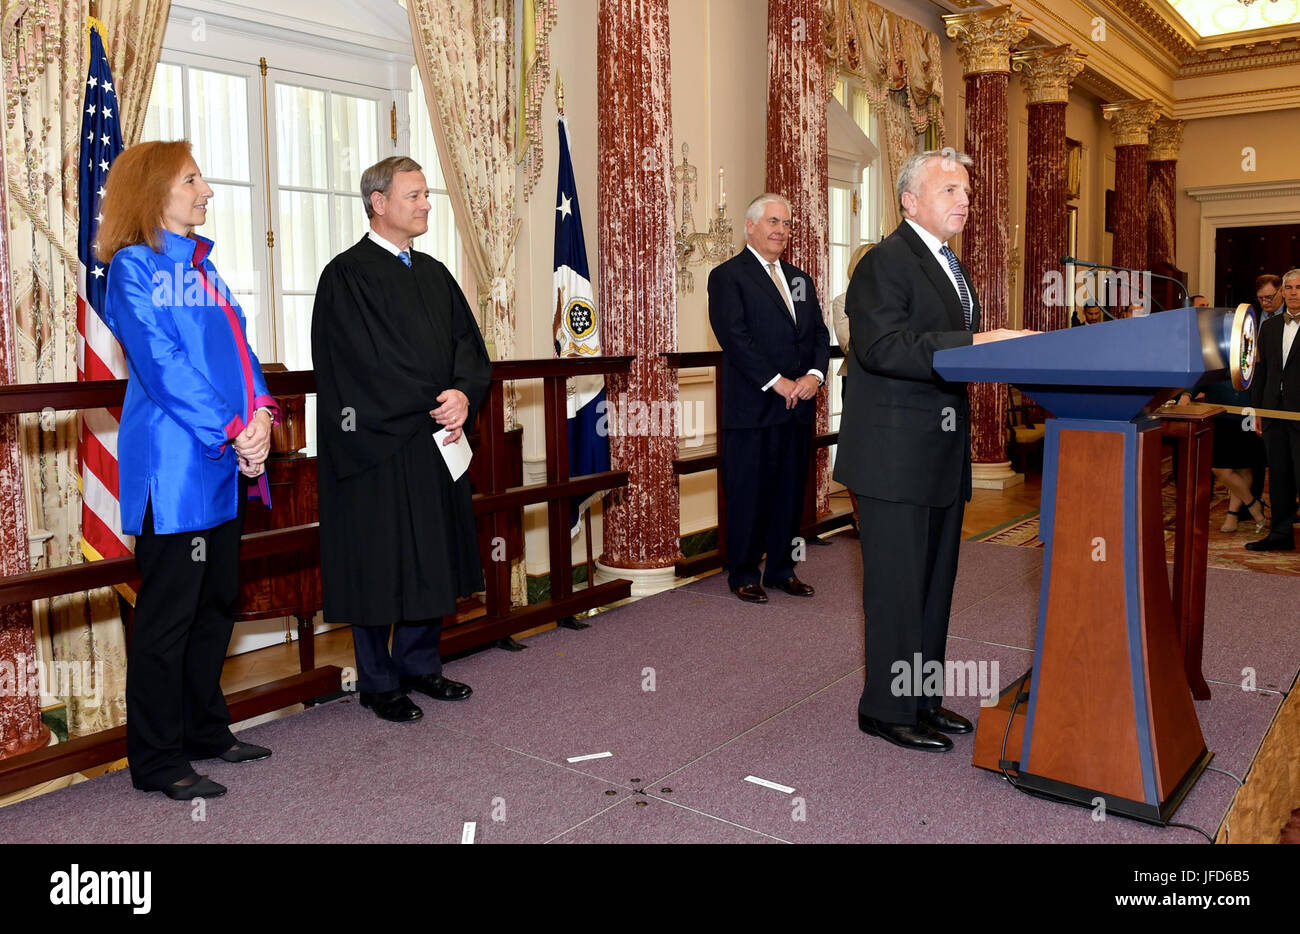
[351,621,443,694]
[720,421,811,589]
[1263,421,1300,533]
[127,498,243,790]
[856,493,965,724]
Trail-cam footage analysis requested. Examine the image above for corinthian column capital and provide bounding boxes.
[1147,117,1185,162]
[943,8,1032,76]
[1012,45,1087,105]
[1102,100,1162,147]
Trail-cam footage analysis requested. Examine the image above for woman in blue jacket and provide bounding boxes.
[99,140,278,800]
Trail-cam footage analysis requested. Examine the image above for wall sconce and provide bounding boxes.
[674,143,733,293]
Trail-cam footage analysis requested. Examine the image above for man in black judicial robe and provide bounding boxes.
[311,156,492,723]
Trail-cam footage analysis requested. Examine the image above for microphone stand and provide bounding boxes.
[1061,256,1191,312]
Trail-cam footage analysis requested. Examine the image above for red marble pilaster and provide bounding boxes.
[765,0,830,515]
[1146,118,1183,274]
[1147,160,1177,271]
[1013,45,1084,333]
[1113,145,1149,273]
[1103,101,1160,275]
[963,71,1011,466]
[596,0,681,570]
[1022,101,1067,332]
[0,126,49,759]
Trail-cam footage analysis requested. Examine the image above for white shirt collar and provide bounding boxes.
[746,244,783,270]
[367,228,408,258]
[904,218,949,257]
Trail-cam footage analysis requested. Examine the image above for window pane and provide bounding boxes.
[409,66,446,190]
[203,184,256,292]
[414,192,459,270]
[279,190,330,291]
[143,63,184,141]
[189,69,250,182]
[851,87,871,135]
[829,187,848,246]
[276,84,327,188]
[332,95,379,194]
[235,292,261,357]
[280,294,315,371]
[334,195,367,252]
[831,244,848,305]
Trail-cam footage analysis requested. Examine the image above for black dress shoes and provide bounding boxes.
[770,576,814,597]
[360,690,424,722]
[219,741,272,763]
[918,707,973,734]
[858,714,953,752]
[161,774,227,800]
[401,673,473,702]
[1245,532,1295,552]
[733,584,768,604]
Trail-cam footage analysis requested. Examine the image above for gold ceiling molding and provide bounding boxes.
[1107,0,1196,59]
[1181,37,1300,74]
[943,7,1033,76]
[1102,99,1162,146]
[1012,44,1087,104]
[1146,117,1184,161]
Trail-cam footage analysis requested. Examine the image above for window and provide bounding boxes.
[141,50,462,374]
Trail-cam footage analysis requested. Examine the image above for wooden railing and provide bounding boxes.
[0,357,634,795]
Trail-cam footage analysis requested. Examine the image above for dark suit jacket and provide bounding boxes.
[1250,312,1300,416]
[707,248,831,430]
[833,221,978,507]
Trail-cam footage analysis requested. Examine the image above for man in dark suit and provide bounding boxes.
[1247,268,1300,552]
[834,148,1028,752]
[707,194,830,603]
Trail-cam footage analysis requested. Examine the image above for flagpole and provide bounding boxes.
[556,73,564,117]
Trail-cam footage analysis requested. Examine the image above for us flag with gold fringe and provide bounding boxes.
[76,24,132,568]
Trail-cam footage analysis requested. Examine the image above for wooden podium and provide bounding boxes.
[935,305,1257,823]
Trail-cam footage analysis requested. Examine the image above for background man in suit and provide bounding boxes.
[1247,268,1300,552]
[835,148,1029,752]
[708,194,830,604]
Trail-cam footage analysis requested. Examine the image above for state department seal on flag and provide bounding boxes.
[563,297,599,355]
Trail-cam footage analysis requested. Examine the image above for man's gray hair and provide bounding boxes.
[896,147,973,211]
[1283,268,1300,285]
[361,156,423,219]
[745,193,792,225]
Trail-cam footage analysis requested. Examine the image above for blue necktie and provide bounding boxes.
[940,245,972,329]
[398,250,411,268]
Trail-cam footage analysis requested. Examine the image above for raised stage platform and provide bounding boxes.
[0,537,1294,843]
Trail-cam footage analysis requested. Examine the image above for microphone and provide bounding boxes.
[1059,256,1191,310]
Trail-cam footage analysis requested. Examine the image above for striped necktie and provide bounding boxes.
[398,250,411,267]
[940,245,972,329]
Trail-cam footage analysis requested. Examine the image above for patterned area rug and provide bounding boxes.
[969,473,1300,577]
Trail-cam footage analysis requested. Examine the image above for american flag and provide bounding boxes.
[76,24,131,570]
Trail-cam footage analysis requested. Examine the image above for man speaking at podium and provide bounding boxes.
[835,148,1029,752]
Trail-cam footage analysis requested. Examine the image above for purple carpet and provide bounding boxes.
[1,537,1293,843]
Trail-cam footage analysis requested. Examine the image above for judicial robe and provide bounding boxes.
[311,236,492,627]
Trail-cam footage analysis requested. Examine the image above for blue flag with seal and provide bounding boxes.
[552,115,609,536]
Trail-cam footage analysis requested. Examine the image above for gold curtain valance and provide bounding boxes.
[825,0,945,137]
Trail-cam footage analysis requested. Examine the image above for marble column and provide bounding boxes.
[944,8,1030,490]
[1103,100,1160,275]
[0,130,49,760]
[1013,45,1085,333]
[594,0,682,594]
[1147,117,1184,274]
[766,0,830,515]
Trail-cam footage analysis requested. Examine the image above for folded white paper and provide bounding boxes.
[434,428,472,481]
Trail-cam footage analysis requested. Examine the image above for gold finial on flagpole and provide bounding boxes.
[556,73,565,116]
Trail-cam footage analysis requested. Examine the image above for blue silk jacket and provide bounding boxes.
[104,230,277,535]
